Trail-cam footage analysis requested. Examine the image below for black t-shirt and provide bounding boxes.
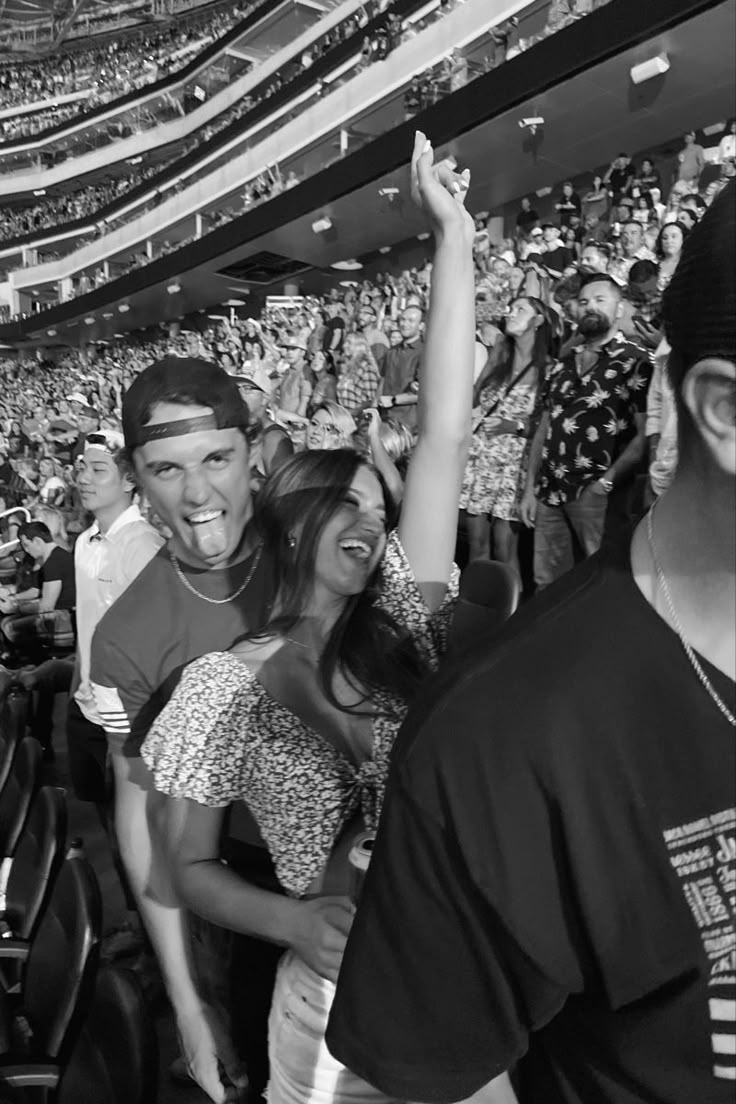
[40,545,76,610]
[327,535,736,1104]
[322,316,345,354]
[542,244,573,275]
[516,208,539,232]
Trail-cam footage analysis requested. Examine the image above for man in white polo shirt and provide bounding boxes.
[68,427,162,824]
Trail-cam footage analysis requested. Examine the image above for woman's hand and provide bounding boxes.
[410,130,474,245]
[362,407,382,439]
[291,896,355,983]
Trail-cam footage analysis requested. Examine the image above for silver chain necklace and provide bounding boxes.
[168,544,262,605]
[647,504,735,728]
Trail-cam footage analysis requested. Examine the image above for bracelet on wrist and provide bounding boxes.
[598,477,614,493]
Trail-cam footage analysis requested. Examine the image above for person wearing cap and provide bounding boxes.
[68,429,163,925]
[275,334,312,422]
[327,181,736,1104]
[89,359,276,1103]
[539,224,573,277]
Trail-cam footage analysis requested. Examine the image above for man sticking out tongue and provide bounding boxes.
[89,359,278,1104]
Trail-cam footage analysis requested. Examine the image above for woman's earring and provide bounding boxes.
[287,535,296,549]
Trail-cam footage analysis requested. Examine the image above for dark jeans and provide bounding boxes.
[534,493,608,589]
[28,657,74,749]
[190,840,284,1102]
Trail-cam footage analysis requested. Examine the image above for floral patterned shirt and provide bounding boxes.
[141,532,458,897]
[537,333,651,505]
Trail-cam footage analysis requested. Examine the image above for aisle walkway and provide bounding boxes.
[43,690,212,1104]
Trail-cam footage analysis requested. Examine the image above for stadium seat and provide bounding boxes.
[448,559,521,657]
[0,786,67,989]
[0,964,158,1104]
[0,857,101,1069]
[0,740,42,860]
[0,691,28,796]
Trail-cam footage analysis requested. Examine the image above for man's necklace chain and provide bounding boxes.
[168,545,262,605]
[647,503,735,728]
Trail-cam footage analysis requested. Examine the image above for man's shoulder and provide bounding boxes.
[94,546,170,639]
[609,335,650,365]
[398,545,645,768]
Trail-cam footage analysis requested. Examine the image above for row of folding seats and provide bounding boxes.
[0,686,158,1103]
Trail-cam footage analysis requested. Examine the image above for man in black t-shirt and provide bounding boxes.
[515,196,539,235]
[327,184,736,1102]
[0,520,75,660]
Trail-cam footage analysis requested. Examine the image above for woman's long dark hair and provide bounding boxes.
[477,296,558,396]
[240,449,430,715]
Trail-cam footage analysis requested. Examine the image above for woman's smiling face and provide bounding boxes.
[310,465,387,603]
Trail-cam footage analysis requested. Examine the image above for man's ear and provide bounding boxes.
[681,357,736,474]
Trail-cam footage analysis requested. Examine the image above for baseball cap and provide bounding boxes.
[232,361,273,394]
[84,429,125,454]
[282,332,308,352]
[122,357,249,449]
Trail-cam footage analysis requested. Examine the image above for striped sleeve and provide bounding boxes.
[90,623,149,753]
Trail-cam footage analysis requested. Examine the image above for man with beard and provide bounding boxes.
[519,273,650,587]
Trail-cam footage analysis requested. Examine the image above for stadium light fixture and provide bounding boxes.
[167,282,181,294]
[118,303,130,313]
[630,54,669,85]
[330,259,362,271]
[312,216,333,234]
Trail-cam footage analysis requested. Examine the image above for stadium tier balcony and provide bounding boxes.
[0,0,730,343]
[0,0,421,252]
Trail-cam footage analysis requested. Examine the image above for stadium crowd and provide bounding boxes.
[0,0,253,136]
[0,0,613,249]
[0,108,734,1104]
[0,0,403,145]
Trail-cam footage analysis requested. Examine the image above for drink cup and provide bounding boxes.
[348,831,375,905]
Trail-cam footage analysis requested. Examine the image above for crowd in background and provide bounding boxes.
[0,0,611,255]
[1,144,727,581]
[0,0,253,136]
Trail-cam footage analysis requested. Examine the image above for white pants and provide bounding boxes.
[267,951,403,1104]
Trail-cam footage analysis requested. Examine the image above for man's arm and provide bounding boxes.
[599,412,647,487]
[110,751,244,1103]
[519,411,550,527]
[15,579,60,614]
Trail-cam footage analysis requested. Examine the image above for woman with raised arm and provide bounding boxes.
[141,134,489,1104]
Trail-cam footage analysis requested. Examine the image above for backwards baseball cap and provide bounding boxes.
[122,357,249,449]
[84,429,125,455]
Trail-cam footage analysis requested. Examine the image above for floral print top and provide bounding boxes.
[537,333,651,505]
[141,531,458,897]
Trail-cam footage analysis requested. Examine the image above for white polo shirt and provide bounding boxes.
[74,504,163,726]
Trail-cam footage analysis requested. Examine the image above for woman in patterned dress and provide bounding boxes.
[142,138,515,1104]
[460,297,557,574]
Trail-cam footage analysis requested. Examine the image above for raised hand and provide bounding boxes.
[410,130,474,244]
